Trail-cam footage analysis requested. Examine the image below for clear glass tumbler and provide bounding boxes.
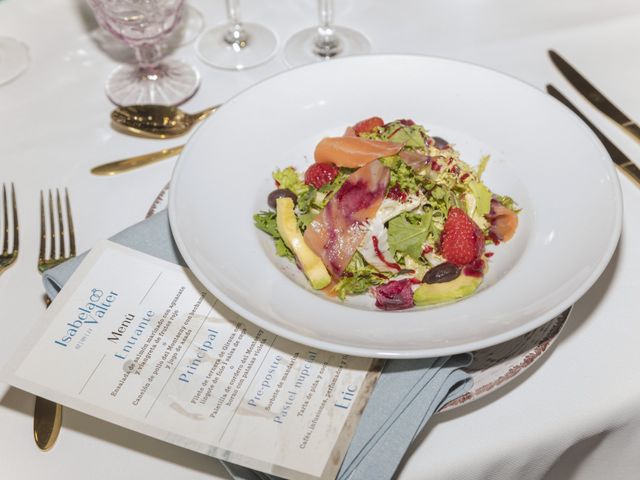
[88,0,200,106]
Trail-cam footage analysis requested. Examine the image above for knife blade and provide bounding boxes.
[548,49,640,141]
[547,84,640,186]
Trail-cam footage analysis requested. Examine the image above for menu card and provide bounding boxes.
[3,241,382,480]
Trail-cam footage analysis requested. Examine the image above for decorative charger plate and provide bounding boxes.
[168,54,621,359]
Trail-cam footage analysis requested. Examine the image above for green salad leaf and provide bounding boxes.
[388,212,431,260]
[253,211,278,237]
[380,155,421,193]
[334,252,386,300]
[274,239,295,260]
[476,155,490,179]
[253,212,294,260]
[495,194,521,212]
[468,180,492,217]
[273,167,309,196]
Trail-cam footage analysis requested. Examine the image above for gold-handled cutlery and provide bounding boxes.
[91,144,184,175]
[549,50,640,143]
[0,183,18,275]
[547,84,640,186]
[111,104,220,139]
[34,188,76,450]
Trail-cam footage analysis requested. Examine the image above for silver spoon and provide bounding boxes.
[111,104,220,139]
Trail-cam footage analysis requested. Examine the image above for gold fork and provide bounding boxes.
[34,188,76,451]
[38,189,76,273]
[0,183,19,275]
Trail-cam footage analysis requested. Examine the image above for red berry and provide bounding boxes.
[439,208,484,266]
[304,163,339,188]
[353,116,384,135]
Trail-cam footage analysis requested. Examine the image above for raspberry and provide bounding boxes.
[353,116,384,135]
[304,163,339,189]
[439,207,484,266]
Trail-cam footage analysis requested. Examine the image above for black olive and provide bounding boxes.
[432,136,450,149]
[422,263,461,284]
[267,189,297,209]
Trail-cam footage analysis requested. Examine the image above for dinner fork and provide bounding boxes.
[0,183,19,275]
[38,188,76,273]
[34,188,76,451]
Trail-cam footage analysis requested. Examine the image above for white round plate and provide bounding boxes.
[169,55,621,359]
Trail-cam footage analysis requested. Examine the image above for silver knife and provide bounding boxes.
[548,49,640,142]
[547,84,640,187]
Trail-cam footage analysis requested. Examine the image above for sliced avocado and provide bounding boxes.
[276,197,331,290]
[413,273,482,306]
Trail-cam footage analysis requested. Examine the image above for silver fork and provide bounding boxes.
[0,183,19,275]
[38,188,76,273]
[35,188,76,451]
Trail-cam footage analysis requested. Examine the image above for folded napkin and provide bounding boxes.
[43,210,473,480]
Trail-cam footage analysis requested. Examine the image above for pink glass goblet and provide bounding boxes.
[88,0,200,106]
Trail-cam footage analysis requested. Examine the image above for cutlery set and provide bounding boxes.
[0,187,75,451]
[548,50,640,186]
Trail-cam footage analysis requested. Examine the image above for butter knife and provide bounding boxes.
[547,84,640,186]
[548,50,640,141]
[91,144,184,176]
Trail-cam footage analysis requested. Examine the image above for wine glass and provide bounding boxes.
[284,0,370,67]
[196,0,277,70]
[88,0,200,106]
[0,36,29,86]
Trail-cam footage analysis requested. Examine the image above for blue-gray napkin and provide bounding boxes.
[43,210,473,480]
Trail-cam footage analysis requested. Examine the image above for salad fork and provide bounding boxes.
[38,188,76,273]
[0,183,19,275]
[34,188,76,451]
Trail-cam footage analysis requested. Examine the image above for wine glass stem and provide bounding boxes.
[314,0,342,57]
[224,0,248,48]
[134,43,164,76]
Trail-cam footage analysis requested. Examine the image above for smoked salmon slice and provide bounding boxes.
[304,160,390,277]
[487,199,518,242]
[314,136,402,168]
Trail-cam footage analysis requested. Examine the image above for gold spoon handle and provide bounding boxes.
[91,145,184,176]
[34,397,62,451]
[194,104,220,122]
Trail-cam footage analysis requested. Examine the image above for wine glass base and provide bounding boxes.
[196,23,277,70]
[0,36,29,85]
[105,59,200,106]
[283,26,370,67]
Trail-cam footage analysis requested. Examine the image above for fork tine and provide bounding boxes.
[39,190,46,264]
[2,184,7,256]
[48,190,55,261]
[56,189,65,258]
[11,183,18,253]
[65,189,75,257]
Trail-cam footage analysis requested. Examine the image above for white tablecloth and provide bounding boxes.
[1,0,639,478]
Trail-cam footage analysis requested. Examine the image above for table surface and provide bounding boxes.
[1,1,639,479]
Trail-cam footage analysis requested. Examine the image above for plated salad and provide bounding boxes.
[254,117,519,311]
